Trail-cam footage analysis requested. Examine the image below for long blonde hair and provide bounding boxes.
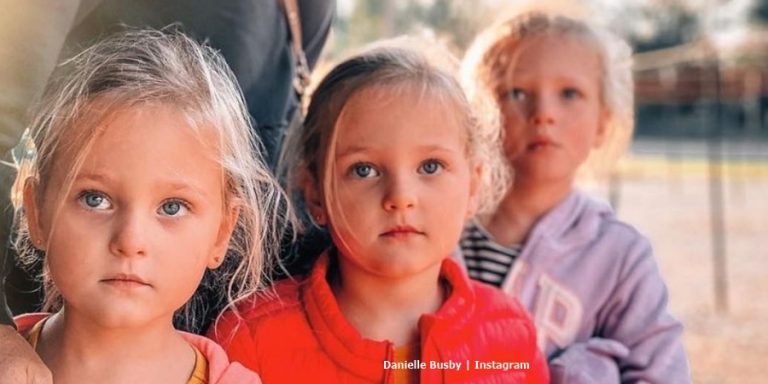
[12,28,291,333]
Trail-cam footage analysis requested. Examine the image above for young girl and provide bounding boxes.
[10,29,289,383]
[459,11,691,383]
[210,40,549,383]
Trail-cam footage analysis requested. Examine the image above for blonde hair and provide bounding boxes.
[282,37,509,228]
[462,11,634,176]
[12,28,291,333]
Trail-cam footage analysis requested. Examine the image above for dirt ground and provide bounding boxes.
[583,153,768,384]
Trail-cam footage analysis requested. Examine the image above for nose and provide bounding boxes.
[528,94,555,126]
[109,210,148,258]
[382,174,417,212]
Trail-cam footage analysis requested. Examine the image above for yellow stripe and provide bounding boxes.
[187,344,209,384]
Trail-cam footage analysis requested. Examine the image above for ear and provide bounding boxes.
[465,162,483,219]
[23,178,47,251]
[593,108,610,148]
[208,201,240,269]
[300,171,327,226]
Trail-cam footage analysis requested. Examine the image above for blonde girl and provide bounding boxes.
[460,10,690,383]
[10,29,288,383]
[211,39,549,383]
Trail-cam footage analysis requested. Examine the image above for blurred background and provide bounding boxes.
[326,0,767,383]
[1,0,764,382]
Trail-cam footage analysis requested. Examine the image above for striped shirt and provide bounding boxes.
[460,221,522,287]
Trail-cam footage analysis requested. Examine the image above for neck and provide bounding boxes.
[331,257,445,346]
[485,176,574,245]
[38,307,194,384]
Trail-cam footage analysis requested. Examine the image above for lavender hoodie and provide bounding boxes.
[456,191,691,383]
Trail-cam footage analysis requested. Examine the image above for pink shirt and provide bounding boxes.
[15,313,261,384]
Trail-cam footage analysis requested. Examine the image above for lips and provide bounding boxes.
[381,225,424,238]
[526,135,554,151]
[101,273,151,287]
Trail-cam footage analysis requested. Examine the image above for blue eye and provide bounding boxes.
[159,200,188,217]
[419,159,443,175]
[351,163,379,178]
[562,88,581,100]
[506,88,526,101]
[80,191,112,210]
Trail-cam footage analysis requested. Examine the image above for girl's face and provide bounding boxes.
[309,86,480,279]
[25,104,237,328]
[498,34,607,185]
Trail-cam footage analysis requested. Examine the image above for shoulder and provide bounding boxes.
[469,281,538,343]
[442,258,529,322]
[572,199,660,285]
[470,281,533,322]
[207,276,315,371]
[239,277,305,320]
[569,193,653,256]
[463,282,542,360]
[208,277,306,346]
[180,332,263,384]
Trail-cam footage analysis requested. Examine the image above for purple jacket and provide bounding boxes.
[457,191,691,383]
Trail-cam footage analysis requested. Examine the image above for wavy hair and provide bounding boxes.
[11,28,292,333]
[462,11,634,177]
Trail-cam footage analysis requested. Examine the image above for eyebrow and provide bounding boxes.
[511,72,593,86]
[163,181,210,199]
[73,172,113,185]
[74,173,210,198]
[334,145,368,159]
[335,144,461,159]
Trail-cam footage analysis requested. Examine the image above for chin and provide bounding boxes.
[96,312,155,328]
[77,302,166,329]
[372,260,442,279]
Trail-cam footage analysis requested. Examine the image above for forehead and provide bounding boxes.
[334,85,467,151]
[48,102,223,190]
[505,34,603,83]
[90,103,217,155]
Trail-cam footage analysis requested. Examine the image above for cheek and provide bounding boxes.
[501,104,525,127]
[331,180,376,222]
[327,204,366,248]
[45,216,105,292]
[159,252,207,298]
[577,102,604,132]
[429,188,470,253]
[325,183,381,252]
[431,175,471,218]
[45,207,108,250]
[502,125,526,159]
[329,225,355,251]
[163,216,222,258]
[574,114,604,151]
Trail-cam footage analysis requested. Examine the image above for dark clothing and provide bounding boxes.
[65,0,333,168]
[0,238,13,327]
